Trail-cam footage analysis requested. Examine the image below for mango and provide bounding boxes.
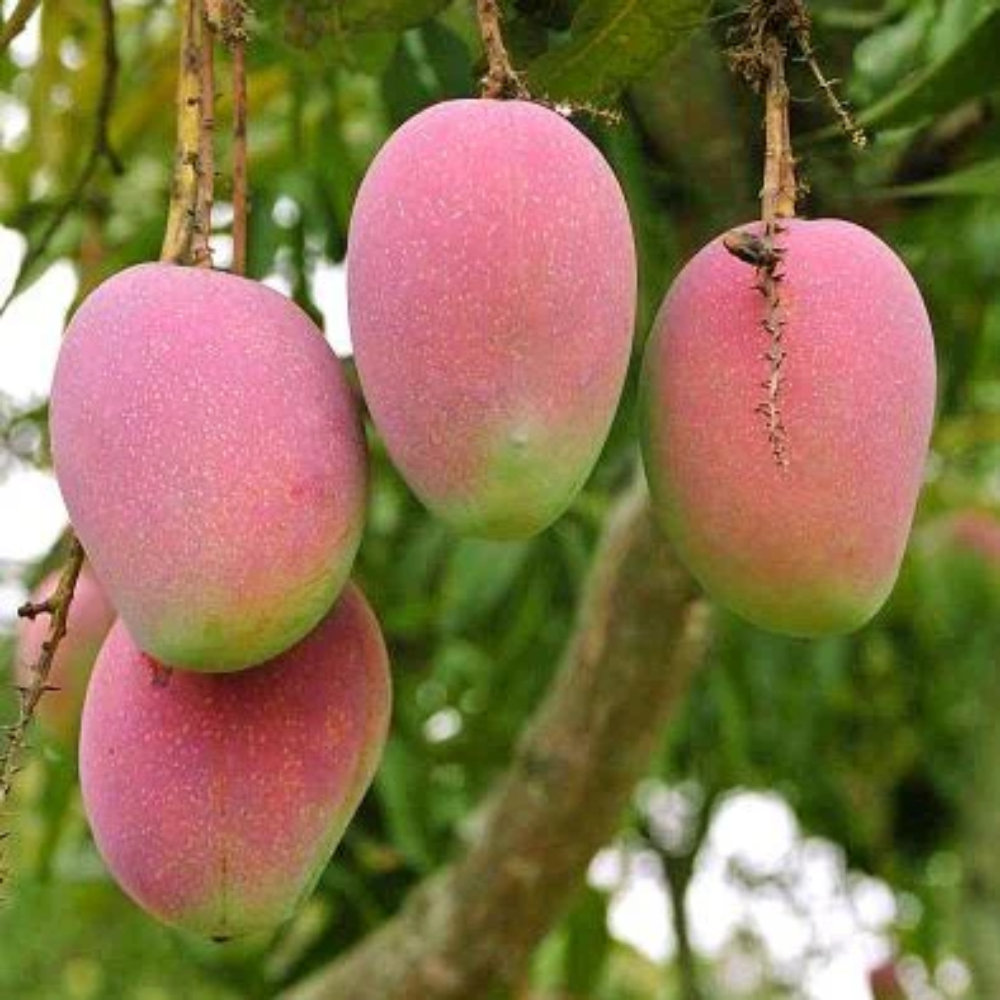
[79,583,391,939]
[50,263,368,671]
[641,219,936,636]
[347,99,636,538]
[15,563,115,747]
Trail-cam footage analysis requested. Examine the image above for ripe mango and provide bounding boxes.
[641,219,936,636]
[79,584,390,939]
[51,264,368,671]
[348,99,636,538]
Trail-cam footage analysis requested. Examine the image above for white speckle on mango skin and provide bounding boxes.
[641,218,937,637]
[347,98,637,539]
[79,583,391,940]
[50,263,369,671]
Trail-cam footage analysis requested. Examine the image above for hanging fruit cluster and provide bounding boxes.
[14,0,936,940]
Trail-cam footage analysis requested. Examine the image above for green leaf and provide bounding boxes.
[439,538,531,634]
[341,0,453,33]
[526,0,709,102]
[883,158,1000,199]
[860,9,1000,129]
[562,887,611,993]
[382,38,437,127]
[421,20,475,97]
[373,736,437,872]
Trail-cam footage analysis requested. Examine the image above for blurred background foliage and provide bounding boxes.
[1,0,999,997]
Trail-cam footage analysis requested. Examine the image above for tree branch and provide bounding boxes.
[283,482,710,1000]
[0,537,85,886]
[161,0,204,264]
[0,0,41,55]
[223,0,249,276]
[192,0,216,267]
[0,0,122,319]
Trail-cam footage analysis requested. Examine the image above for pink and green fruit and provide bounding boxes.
[51,263,368,671]
[79,583,391,940]
[15,563,115,747]
[641,219,936,636]
[348,99,636,539]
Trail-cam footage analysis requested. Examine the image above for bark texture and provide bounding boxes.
[284,482,709,1000]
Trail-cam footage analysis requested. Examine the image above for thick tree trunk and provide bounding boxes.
[283,482,709,1000]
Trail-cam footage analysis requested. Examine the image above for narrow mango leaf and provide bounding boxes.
[860,9,1000,129]
[563,887,611,993]
[439,538,531,634]
[882,158,1000,199]
[420,20,475,98]
[526,0,709,103]
[373,736,437,873]
[382,38,437,127]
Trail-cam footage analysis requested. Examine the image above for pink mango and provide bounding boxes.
[15,563,115,747]
[51,263,368,671]
[641,219,936,636]
[79,583,391,939]
[348,99,636,538]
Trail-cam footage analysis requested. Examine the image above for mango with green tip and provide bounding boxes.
[641,219,936,636]
[79,583,391,940]
[347,99,636,539]
[50,263,368,671]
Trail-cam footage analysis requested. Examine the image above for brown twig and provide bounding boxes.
[792,25,866,148]
[476,0,527,100]
[192,0,216,268]
[224,1,249,276]
[281,482,711,1000]
[727,2,801,468]
[756,34,793,468]
[161,0,204,264]
[0,0,123,318]
[0,537,85,886]
[0,0,41,55]
[724,1,866,463]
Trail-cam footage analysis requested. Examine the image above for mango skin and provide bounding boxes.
[50,263,368,671]
[79,584,391,940]
[641,219,936,636]
[347,99,636,539]
[15,564,115,748]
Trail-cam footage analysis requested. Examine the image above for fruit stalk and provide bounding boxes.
[726,1,802,467]
[162,0,206,264]
[476,0,525,99]
[225,1,249,276]
[193,0,216,267]
[761,32,796,224]
[758,31,794,466]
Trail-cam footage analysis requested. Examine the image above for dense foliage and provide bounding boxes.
[1,0,999,996]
